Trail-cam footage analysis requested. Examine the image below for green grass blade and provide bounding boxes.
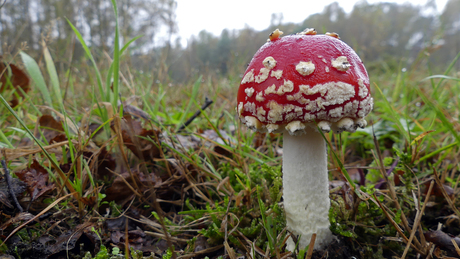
[414,86,460,145]
[110,0,120,112]
[257,187,275,252]
[20,51,53,107]
[374,83,410,142]
[105,34,143,101]
[421,75,460,82]
[105,62,114,103]
[106,35,143,105]
[121,35,143,54]
[0,128,13,148]
[0,94,58,173]
[433,51,460,94]
[175,76,202,131]
[65,18,105,102]
[418,141,458,162]
[43,44,64,110]
[391,61,404,101]
[318,128,356,191]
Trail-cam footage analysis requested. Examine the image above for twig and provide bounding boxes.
[433,168,460,218]
[176,244,224,259]
[306,233,316,259]
[0,0,7,9]
[373,193,425,255]
[451,238,460,257]
[401,181,434,258]
[371,137,424,249]
[152,191,177,259]
[1,160,23,212]
[223,195,233,257]
[1,192,75,246]
[177,97,213,132]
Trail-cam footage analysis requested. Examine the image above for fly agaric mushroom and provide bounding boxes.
[237,28,372,250]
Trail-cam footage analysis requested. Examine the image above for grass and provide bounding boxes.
[1,2,460,258]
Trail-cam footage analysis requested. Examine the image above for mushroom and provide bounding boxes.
[237,28,373,250]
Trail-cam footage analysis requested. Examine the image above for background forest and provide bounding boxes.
[1,0,460,84]
[1,0,460,258]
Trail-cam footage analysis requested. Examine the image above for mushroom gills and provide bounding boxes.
[317,121,331,132]
[334,118,356,133]
[243,116,262,131]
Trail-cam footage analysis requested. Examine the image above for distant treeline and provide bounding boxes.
[1,0,459,83]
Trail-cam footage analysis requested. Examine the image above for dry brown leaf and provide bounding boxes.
[424,181,455,199]
[83,147,116,180]
[0,61,30,107]
[48,222,95,256]
[118,115,161,160]
[15,159,55,201]
[424,229,460,256]
[39,114,65,143]
[0,176,26,208]
[0,212,34,231]
[104,170,161,204]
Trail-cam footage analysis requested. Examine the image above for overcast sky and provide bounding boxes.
[172,0,448,46]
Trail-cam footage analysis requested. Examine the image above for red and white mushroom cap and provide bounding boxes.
[237,28,373,134]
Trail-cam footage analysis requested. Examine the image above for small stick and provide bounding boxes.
[401,181,434,258]
[0,0,7,9]
[306,233,316,259]
[1,160,23,212]
[451,238,460,257]
[433,168,460,218]
[373,193,425,254]
[152,191,177,259]
[177,97,213,132]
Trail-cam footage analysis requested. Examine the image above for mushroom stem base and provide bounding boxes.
[283,127,333,251]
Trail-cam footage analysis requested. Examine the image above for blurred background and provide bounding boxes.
[0,0,459,85]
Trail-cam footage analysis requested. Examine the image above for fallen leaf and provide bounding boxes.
[330,180,354,210]
[49,134,67,144]
[0,190,12,208]
[110,228,157,253]
[0,176,26,208]
[106,216,137,232]
[0,212,34,231]
[123,103,151,120]
[83,147,116,180]
[200,129,233,156]
[38,114,65,143]
[80,196,97,207]
[117,115,161,161]
[194,235,210,252]
[15,160,55,201]
[48,222,95,256]
[424,181,454,199]
[424,229,460,256]
[104,170,161,204]
[0,61,30,107]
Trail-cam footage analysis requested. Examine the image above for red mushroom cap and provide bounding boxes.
[237,29,373,134]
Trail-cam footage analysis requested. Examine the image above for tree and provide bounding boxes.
[0,0,177,53]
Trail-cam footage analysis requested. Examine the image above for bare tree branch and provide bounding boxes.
[0,0,7,9]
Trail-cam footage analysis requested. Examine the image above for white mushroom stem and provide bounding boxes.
[283,126,333,251]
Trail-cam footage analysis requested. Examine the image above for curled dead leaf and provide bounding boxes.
[117,115,161,160]
[15,160,55,201]
[0,212,34,231]
[424,229,460,256]
[39,114,65,143]
[424,181,455,199]
[104,170,162,204]
[0,61,30,107]
[0,176,26,208]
